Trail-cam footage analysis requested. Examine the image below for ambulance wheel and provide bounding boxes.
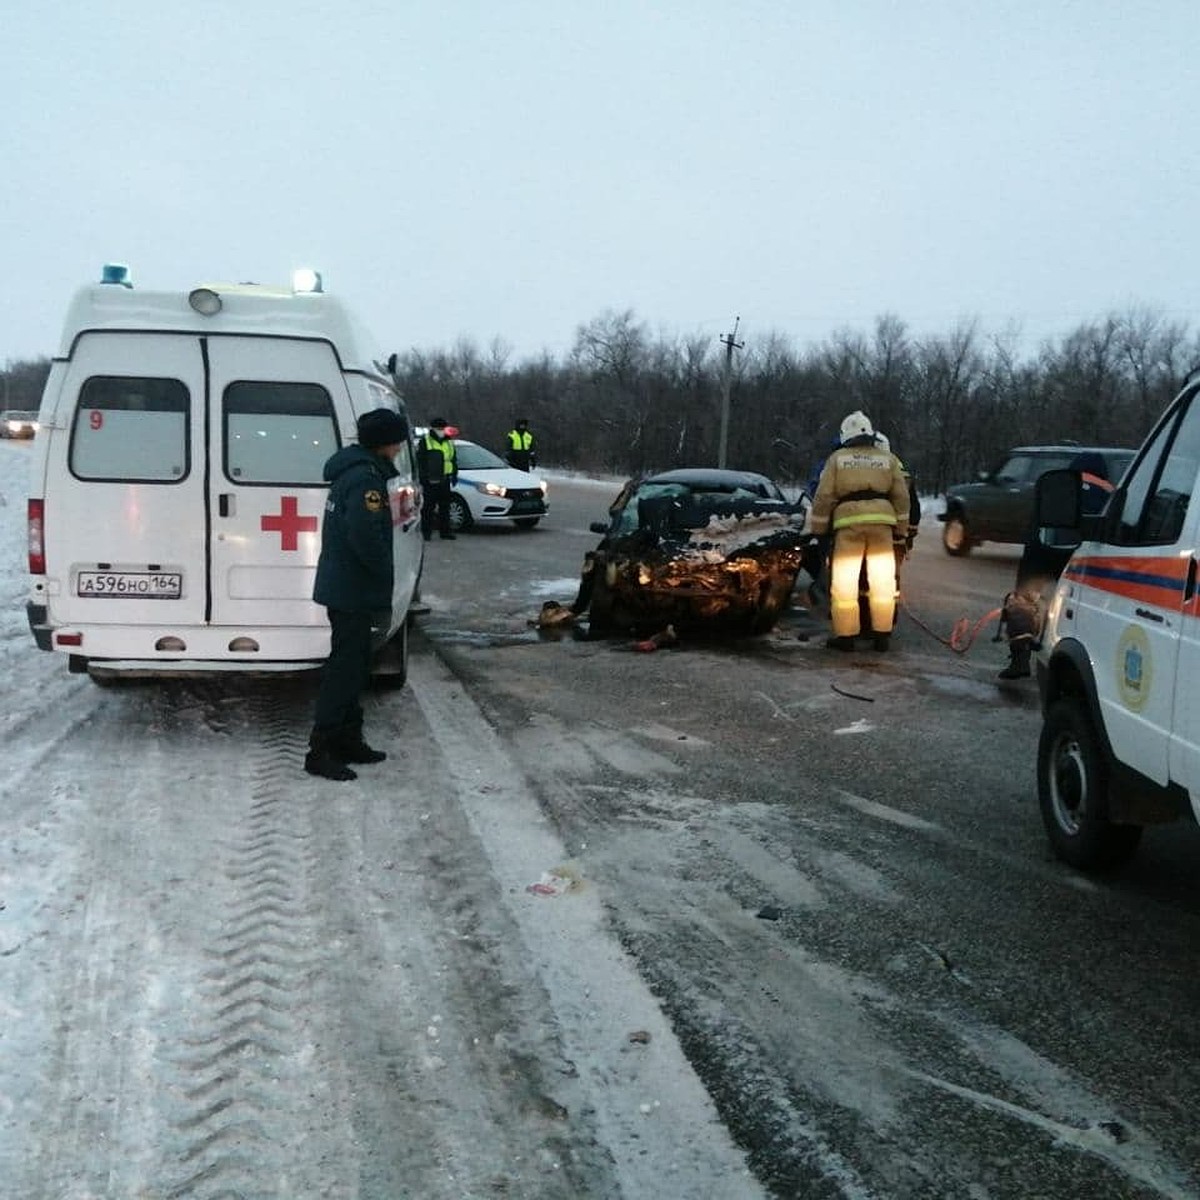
[448,494,473,532]
[942,512,972,556]
[1037,698,1142,870]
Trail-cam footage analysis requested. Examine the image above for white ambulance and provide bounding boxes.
[1035,369,1200,869]
[26,265,423,683]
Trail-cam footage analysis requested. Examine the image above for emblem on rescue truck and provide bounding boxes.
[260,496,319,551]
[1116,624,1152,713]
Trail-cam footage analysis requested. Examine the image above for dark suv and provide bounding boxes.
[939,444,1135,555]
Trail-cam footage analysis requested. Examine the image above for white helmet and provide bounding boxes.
[839,410,874,443]
[874,432,890,452]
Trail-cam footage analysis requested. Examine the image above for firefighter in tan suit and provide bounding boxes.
[810,411,911,652]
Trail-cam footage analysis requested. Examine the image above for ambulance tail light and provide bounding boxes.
[28,499,45,574]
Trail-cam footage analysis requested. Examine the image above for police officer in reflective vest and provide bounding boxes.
[306,407,407,782]
[810,411,912,652]
[505,418,536,472]
[419,418,459,540]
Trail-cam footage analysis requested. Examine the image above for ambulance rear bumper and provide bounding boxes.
[33,619,337,672]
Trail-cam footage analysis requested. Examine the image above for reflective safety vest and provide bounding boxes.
[507,429,533,452]
[422,434,456,476]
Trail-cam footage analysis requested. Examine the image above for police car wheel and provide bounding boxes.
[942,513,972,556]
[448,494,472,532]
[1037,698,1143,871]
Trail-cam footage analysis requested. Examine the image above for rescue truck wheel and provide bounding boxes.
[448,494,473,532]
[942,512,972,556]
[1037,698,1143,870]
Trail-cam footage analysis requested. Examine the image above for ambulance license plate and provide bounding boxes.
[77,571,183,599]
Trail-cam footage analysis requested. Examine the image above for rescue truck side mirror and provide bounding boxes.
[1033,468,1082,532]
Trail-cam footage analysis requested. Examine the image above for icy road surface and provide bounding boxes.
[0,441,760,1198]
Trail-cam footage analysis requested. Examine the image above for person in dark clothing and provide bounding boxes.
[505,418,536,472]
[305,407,407,781]
[419,418,459,540]
[998,450,1115,680]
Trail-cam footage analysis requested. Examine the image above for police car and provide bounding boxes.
[1034,371,1200,869]
[26,264,423,683]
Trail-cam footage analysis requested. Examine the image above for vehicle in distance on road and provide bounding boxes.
[448,439,549,531]
[1,409,39,438]
[939,444,1135,555]
[576,467,810,638]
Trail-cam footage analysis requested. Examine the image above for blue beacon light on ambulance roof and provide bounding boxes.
[100,263,133,288]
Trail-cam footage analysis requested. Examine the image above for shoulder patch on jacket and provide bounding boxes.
[363,489,385,512]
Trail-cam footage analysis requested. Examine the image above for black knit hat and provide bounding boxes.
[356,408,407,448]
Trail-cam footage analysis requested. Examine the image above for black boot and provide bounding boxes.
[825,635,855,652]
[998,644,1032,680]
[304,730,358,781]
[872,633,891,652]
[334,725,387,765]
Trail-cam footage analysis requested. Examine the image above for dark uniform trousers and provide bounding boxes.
[421,480,453,538]
[313,608,380,736]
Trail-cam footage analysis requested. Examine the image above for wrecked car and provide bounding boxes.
[569,468,811,637]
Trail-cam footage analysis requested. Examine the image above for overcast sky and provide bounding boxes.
[6,1,1199,367]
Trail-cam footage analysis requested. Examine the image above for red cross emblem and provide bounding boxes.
[261,495,318,551]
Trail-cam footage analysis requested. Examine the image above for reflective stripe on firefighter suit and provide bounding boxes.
[810,441,911,638]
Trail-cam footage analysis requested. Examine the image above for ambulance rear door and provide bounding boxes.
[47,332,206,628]
[205,337,346,630]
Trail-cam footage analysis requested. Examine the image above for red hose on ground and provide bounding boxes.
[899,596,1003,654]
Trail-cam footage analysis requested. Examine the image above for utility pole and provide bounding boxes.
[717,317,743,469]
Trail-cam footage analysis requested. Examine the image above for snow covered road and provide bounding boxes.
[0,442,760,1197]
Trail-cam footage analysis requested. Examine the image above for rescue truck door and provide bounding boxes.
[1162,396,1200,804]
[48,333,208,629]
[204,337,348,629]
[1076,397,1199,786]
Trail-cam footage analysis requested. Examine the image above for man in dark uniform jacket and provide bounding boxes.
[306,407,407,781]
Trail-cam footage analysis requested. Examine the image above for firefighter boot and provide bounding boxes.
[334,723,388,765]
[998,643,1032,680]
[825,635,855,652]
[305,730,358,781]
[872,633,891,652]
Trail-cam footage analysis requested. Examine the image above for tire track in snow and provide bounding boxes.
[155,691,353,1199]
